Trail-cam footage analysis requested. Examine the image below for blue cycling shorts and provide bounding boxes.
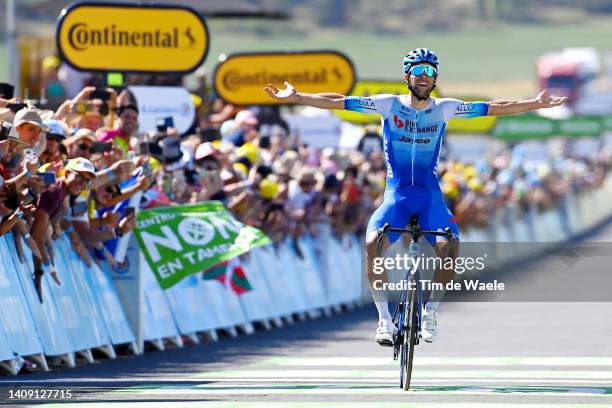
[367,185,460,245]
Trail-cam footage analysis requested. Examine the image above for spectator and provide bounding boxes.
[40,119,68,163]
[63,128,95,160]
[97,104,139,157]
[30,158,97,302]
[13,108,49,157]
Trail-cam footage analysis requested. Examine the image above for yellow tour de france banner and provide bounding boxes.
[56,1,209,73]
[213,51,356,105]
[332,80,437,124]
[334,82,496,133]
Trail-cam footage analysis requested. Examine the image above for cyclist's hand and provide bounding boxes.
[535,90,567,108]
[263,82,297,103]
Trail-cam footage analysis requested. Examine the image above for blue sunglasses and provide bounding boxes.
[408,64,437,77]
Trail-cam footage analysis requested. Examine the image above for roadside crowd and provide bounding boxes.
[1,70,609,303]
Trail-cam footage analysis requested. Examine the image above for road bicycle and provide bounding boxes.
[375,215,456,390]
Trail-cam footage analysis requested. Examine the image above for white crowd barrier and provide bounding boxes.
[0,176,610,375]
[461,177,612,269]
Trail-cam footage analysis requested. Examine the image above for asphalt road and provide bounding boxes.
[1,220,611,408]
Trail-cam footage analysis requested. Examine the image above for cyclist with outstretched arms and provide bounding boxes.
[264,48,566,345]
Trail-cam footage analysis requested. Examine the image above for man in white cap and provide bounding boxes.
[30,157,96,302]
[13,108,49,157]
[0,121,43,195]
[63,128,95,160]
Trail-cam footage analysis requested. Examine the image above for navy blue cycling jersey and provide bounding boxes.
[345,95,489,190]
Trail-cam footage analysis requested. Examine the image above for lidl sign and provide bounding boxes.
[56,2,209,73]
[214,51,356,105]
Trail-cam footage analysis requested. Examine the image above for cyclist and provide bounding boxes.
[264,47,566,345]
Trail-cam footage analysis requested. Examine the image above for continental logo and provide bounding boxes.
[56,2,209,73]
[223,68,335,92]
[214,51,355,105]
[67,24,197,51]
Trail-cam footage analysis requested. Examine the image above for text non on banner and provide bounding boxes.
[133,202,271,289]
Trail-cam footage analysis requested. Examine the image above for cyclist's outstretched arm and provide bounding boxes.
[488,90,567,116]
[263,82,345,110]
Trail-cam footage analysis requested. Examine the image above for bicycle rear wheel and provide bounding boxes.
[400,284,418,391]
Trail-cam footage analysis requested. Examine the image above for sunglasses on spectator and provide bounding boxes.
[47,133,64,141]
[73,173,93,189]
[409,64,437,77]
[77,143,93,152]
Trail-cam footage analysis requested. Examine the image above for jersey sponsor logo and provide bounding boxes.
[454,103,476,114]
[424,108,432,114]
[398,136,431,144]
[353,97,376,110]
[393,114,405,129]
[404,122,439,133]
[383,139,393,178]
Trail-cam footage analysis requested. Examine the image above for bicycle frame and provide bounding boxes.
[375,217,456,390]
[392,240,423,345]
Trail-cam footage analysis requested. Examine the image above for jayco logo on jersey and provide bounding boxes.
[398,136,431,144]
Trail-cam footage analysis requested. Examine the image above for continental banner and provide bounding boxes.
[213,51,355,105]
[56,2,209,73]
[133,202,271,289]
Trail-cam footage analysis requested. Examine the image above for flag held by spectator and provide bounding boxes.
[133,201,270,289]
[203,258,253,295]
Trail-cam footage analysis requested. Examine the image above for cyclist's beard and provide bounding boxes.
[408,79,436,101]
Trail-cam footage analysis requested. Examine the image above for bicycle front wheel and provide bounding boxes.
[400,284,418,391]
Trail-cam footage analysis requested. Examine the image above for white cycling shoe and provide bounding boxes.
[421,307,438,343]
[375,319,397,347]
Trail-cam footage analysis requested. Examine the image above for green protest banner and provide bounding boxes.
[133,201,271,289]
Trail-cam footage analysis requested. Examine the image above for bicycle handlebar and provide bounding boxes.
[375,222,457,258]
[377,223,457,241]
